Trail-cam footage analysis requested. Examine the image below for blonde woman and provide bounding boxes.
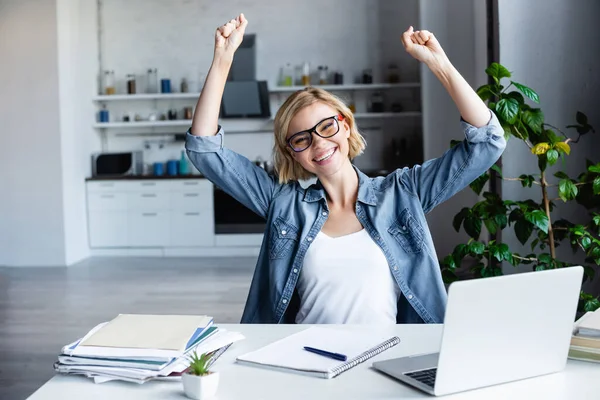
[186,14,506,324]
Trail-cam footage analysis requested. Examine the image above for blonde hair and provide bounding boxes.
[273,87,366,184]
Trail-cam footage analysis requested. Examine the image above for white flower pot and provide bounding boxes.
[182,372,220,400]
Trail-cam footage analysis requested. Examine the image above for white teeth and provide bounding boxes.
[315,148,335,162]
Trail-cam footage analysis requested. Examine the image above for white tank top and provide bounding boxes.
[295,229,401,324]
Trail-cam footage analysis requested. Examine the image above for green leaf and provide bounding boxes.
[538,253,553,264]
[554,171,569,180]
[594,177,600,195]
[506,91,525,105]
[538,155,548,172]
[514,219,534,245]
[511,81,540,103]
[525,210,549,233]
[554,142,571,155]
[521,109,544,133]
[593,214,600,227]
[494,214,508,230]
[530,238,540,251]
[453,208,469,232]
[490,164,503,178]
[485,63,511,81]
[484,218,498,235]
[442,254,457,270]
[584,297,600,312]
[518,174,535,188]
[477,85,496,101]
[464,213,482,240]
[589,165,600,173]
[546,149,559,166]
[558,179,578,202]
[576,111,588,125]
[469,173,489,195]
[442,269,459,284]
[496,98,519,124]
[469,241,485,255]
[582,236,592,249]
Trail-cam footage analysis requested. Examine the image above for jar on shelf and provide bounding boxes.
[318,65,329,85]
[281,63,293,86]
[370,92,384,113]
[301,62,311,86]
[362,68,373,84]
[126,74,136,94]
[103,70,115,95]
[387,63,400,83]
[146,68,158,93]
[180,78,189,93]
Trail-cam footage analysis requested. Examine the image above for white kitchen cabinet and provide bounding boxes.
[86,179,214,249]
[88,211,128,247]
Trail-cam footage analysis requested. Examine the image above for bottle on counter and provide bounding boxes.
[98,104,109,122]
[301,62,311,86]
[179,150,190,175]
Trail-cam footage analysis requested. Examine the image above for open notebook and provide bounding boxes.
[236,327,400,379]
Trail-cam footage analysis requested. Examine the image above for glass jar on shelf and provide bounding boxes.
[301,62,311,86]
[146,68,158,93]
[387,63,400,83]
[281,63,293,86]
[103,70,115,95]
[318,65,329,85]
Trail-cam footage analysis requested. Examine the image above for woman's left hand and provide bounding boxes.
[401,26,448,68]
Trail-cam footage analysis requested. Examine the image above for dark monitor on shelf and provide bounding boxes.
[220,80,271,119]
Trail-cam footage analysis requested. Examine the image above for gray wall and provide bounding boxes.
[498,0,600,287]
[419,0,488,258]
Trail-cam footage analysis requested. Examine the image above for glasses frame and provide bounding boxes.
[286,114,344,153]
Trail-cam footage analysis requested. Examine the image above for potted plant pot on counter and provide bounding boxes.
[182,351,219,400]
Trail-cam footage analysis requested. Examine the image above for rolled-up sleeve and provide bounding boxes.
[399,110,506,214]
[185,127,278,219]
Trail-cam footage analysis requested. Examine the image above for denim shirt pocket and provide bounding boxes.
[270,217,300,260]
[388,208,425,253]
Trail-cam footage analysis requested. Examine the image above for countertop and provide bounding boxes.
[85,175,206,181]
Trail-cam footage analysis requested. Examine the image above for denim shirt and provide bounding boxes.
[185,110,506,324]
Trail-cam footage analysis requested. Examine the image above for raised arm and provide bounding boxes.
[186,14,279,219]
[397,27,506,214]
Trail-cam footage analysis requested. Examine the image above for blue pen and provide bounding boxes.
[303,346,347,361]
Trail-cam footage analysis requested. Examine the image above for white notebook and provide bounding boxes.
[236,327,400,379]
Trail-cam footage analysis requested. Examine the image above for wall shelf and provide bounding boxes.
[91,83,421,102]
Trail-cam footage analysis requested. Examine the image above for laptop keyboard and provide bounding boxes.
[405,367,437,388]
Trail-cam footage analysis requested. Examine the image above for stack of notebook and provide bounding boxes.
[569,309,600,363]
[54,314,244,384]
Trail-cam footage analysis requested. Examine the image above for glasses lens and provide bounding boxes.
[316,117,339,138]
[290,132,312,152]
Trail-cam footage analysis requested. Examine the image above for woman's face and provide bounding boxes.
[286,102,351,178]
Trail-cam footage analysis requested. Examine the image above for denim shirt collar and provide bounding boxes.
[298,165,377,206]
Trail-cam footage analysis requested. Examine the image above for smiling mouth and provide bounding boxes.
[314,147,337,162]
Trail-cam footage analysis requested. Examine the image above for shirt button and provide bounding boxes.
[402,225,407,231]
[408,294,414,300]
[282,298,288,304]
[281,230,287,235]
[393,266,398,271]
[307,237,313,242]
[293,268,298,273]
[322,211,328,216]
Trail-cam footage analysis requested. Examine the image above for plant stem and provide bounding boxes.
[542,123,569,139]
[512,254,539,263]
[541,172,556,259]
[503,177,541,186]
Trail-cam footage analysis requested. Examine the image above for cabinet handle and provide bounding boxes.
[185,212,200,216]
[142,213,157,217]
[100,195,114,198]
[141,194,157,198]
[184,193,199,197]
[141,182,156,186]
[183,181,199,186]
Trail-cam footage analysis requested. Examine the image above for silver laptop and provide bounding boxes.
[373,266,583,396]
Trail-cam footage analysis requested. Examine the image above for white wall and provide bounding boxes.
[419,0,488,258]
[56,0,97,265]
[0,0,66,266]
[498,0,600,282]
[96,0,421,173]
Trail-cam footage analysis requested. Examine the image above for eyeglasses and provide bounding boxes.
[287,114,344,153]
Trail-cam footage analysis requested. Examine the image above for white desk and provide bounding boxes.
[28,324,600,399]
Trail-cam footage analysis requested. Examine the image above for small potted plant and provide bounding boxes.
[182,351,219,400]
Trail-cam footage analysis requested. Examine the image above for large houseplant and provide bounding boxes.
[441,62,599,312]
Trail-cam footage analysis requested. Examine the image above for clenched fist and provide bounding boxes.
[214,13,248,60]
[401,26,448,68]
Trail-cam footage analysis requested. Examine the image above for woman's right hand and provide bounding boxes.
[214,13,248,61]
